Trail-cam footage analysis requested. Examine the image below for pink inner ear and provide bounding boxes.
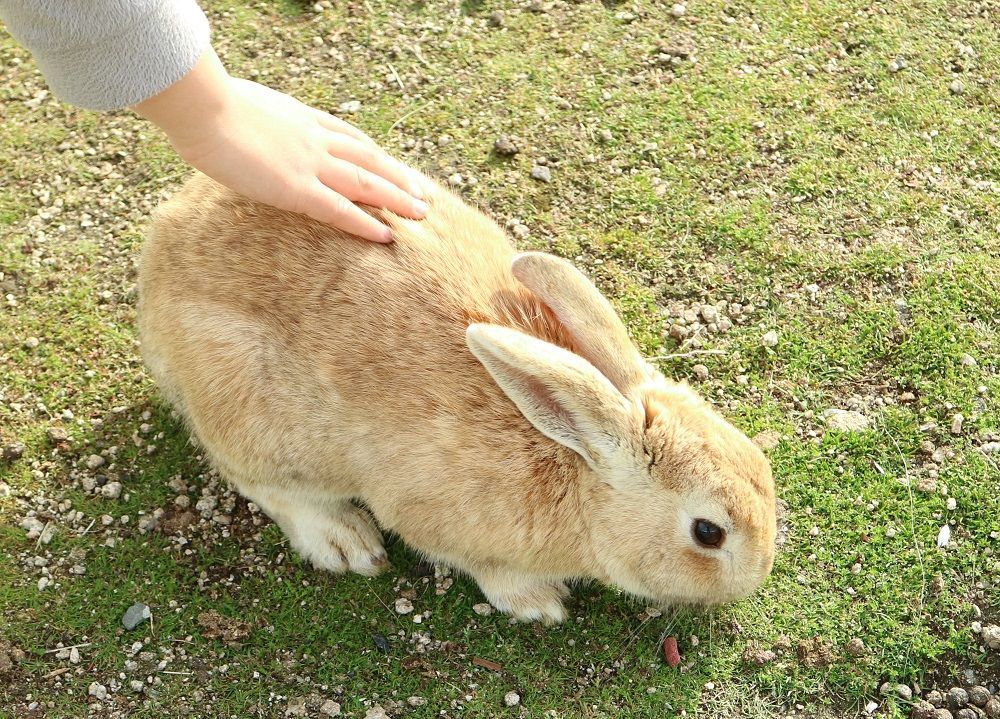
[516,369,577,435]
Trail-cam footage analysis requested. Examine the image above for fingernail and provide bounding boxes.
[412,199,429,218]
[380,226,394,243]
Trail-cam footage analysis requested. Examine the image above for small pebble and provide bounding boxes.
[949,80,965,95]
[338,100,362,113]
[23,336,40,349]
[320,700,342,716]
[122,602,151,630]
[487,10,505,27]
[670,3,686,17]
[823,409,871,433]
[947,497,957,511]
[88,682,108,700]
[968,687,991,708]
[101,481,122,499]
[949,688,970,710]
[692,364,710,381]
[960,354,977,367]
[493,135,519,156]
[2,443,25,461]
[472,603,494,616]
[530,165,552,183]
[845,637,866,656]
[982,624,1000,650]
[761,330,779,347]
[394,597,414,615]
[504,691,521,707]
[406,697,427,708]
[937,524,951,548]
[950,414,964,435]
[86,454,106,470]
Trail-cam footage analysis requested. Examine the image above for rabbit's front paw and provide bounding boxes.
[473,568,569,624]
[291,502,388,577]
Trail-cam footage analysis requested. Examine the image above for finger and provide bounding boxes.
[314,110,380,146]
[302,182,393,243]
[319,158,428,220]
[328,134,426,200]
[315,112,431,197]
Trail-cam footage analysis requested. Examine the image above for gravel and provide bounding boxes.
[472,602,494,616]
[760,329,779,347]
[394,597,414,615]
[88,682,108,700]
[122,602,151,630]
[504,691,521,707]
[692,364,710,381]
[949,79,965,94]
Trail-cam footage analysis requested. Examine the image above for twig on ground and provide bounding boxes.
[649,349,727,361]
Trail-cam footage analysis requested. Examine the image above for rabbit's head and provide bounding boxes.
[466,252,776,606]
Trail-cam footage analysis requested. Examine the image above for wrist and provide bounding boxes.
[131,48,236,151]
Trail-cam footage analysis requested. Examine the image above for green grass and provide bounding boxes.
[1,0,998,717]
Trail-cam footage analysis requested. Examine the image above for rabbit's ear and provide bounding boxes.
[511,252,649,397]
[466,323,642,470]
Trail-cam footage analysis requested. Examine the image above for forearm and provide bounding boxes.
[0,0,210,111]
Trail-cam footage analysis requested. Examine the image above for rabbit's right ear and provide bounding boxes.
[466,324,643,471]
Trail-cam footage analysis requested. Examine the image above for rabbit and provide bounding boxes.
[137,172,776,623]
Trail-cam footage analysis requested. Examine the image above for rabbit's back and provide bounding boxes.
[138,175,578,539]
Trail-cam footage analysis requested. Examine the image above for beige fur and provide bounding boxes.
[137,173,776,622]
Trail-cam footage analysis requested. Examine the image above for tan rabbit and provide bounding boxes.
[137,173,776,622]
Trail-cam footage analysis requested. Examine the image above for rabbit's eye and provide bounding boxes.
[692,519,725,548]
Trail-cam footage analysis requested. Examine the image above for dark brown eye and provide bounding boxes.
[693,519,725,548]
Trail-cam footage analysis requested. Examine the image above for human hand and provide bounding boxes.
[133,50,426,242]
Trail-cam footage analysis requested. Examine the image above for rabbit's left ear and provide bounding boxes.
[511,252,651,397]
[466,323,643,471]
